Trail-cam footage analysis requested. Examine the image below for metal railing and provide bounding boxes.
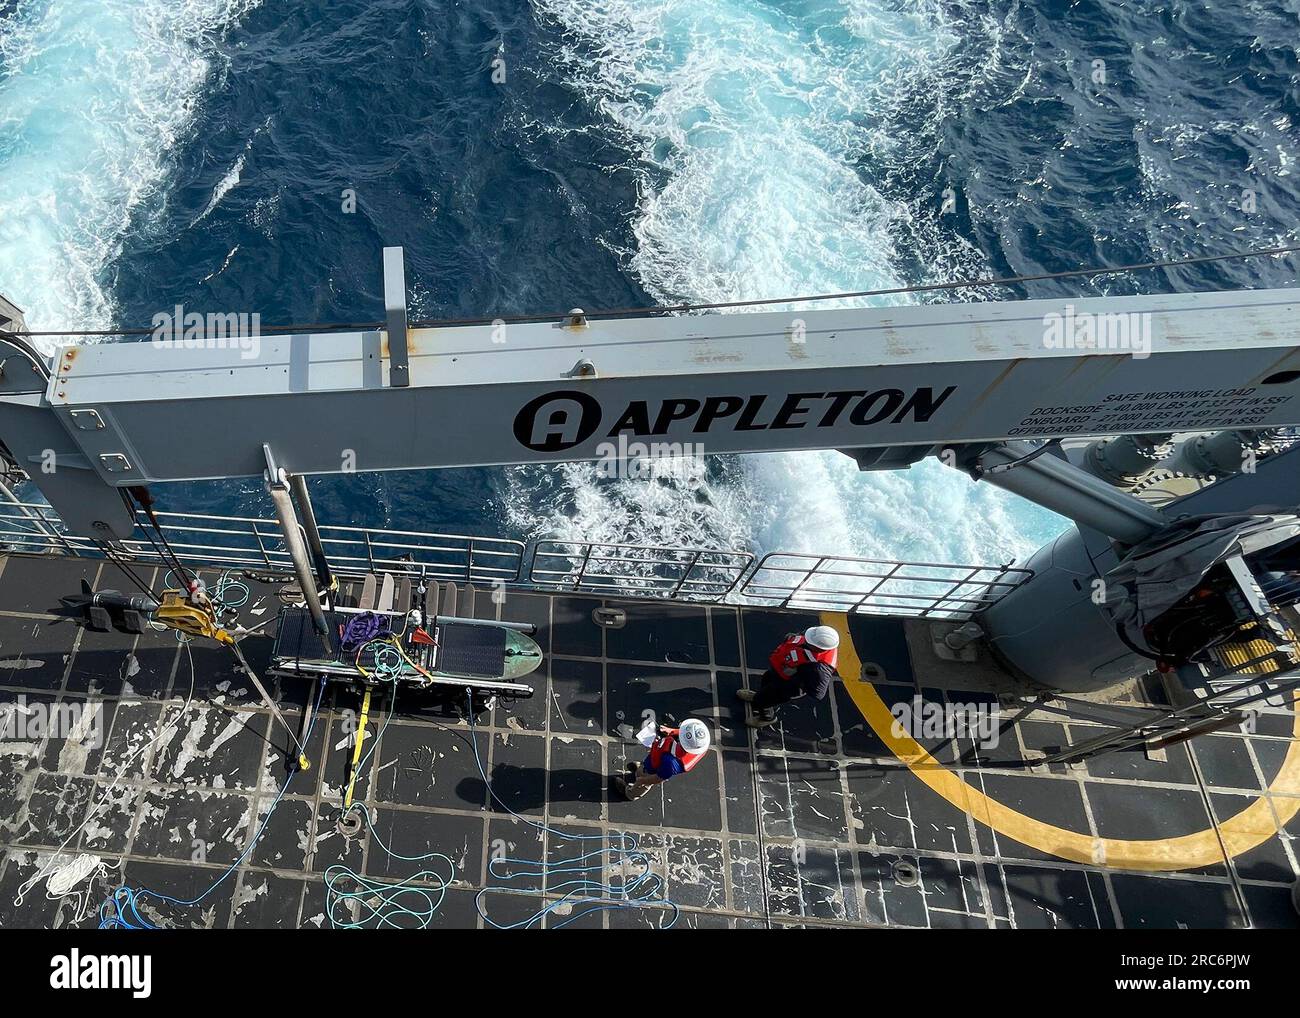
[739,553,1033,620]
[0,501,525,585]
[529,540,753,600]
[0,498,1028,618]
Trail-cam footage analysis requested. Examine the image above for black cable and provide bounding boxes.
[974,439,1063,478]
[1112,622,1167,664]
[12,241,1300,338]
[411,240,1300,326]
[95,543,153,598]
[132,519,181,580]
[127,492,195,593]
[94,541,162,601]
[129,491,189,582]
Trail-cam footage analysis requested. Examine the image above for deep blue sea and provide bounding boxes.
[2,0,1299,566]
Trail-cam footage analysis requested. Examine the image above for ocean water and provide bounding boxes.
[2,0,1298,567]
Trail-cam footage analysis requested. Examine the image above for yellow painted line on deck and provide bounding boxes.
[827,612,1300,872]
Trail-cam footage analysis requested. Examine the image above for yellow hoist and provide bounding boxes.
[155,590,236,644]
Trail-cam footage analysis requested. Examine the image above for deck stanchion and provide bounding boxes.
[289,472,334,598]
[264,446,331,641]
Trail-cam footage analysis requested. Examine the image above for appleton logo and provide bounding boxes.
[513,390,603,452]
[512,386,957,453]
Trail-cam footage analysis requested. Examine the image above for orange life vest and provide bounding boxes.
[648,730,704,773]
[769,634,837,679]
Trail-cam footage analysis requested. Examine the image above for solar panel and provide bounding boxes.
[437,623,507,678]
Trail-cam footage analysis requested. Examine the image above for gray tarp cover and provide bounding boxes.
[1103,514,1300,646]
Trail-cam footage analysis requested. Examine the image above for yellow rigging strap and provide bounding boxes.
[344,686,372,811]
[341,636,437,809]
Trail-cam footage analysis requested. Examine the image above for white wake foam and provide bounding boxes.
[512,0,1067,565]
[0,0,259,352]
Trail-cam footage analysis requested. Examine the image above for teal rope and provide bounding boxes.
[465,695,678,929]
[323,672,457,930]
[324,805,456,929]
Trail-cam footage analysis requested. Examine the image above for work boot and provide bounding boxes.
[624,779,652,801]
[612,776,628,798]
[746,711,777,729]
[736,689,757,703]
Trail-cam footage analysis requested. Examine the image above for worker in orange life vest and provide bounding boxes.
[737,625,840,728]
[614,718,712,800]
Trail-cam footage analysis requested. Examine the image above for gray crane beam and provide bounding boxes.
[2,279,1298,538]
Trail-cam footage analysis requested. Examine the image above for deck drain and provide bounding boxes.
[592,606,627,629]
[891,859,920,887]
[337,809,365,839]
[858,662,885,682]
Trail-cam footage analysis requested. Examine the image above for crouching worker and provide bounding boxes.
[615,718,711,800]
[737,624,840,728]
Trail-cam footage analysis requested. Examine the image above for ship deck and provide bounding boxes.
[0,552,1297,929]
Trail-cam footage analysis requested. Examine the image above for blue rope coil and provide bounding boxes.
[465,694,678,930]
[97,653,679,929]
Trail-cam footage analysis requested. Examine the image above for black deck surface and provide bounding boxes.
[0,553,1297,929]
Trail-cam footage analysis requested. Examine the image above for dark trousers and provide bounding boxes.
[752,668,802,715]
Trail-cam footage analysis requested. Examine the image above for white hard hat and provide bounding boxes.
[804,625,840,650]
[678,718,711,753]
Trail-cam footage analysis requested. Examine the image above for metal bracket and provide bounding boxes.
[564,358,597,378]
[70,409,106,431]
[592,605,627,629]
[262,443,286,490]
[383,247,410,388]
